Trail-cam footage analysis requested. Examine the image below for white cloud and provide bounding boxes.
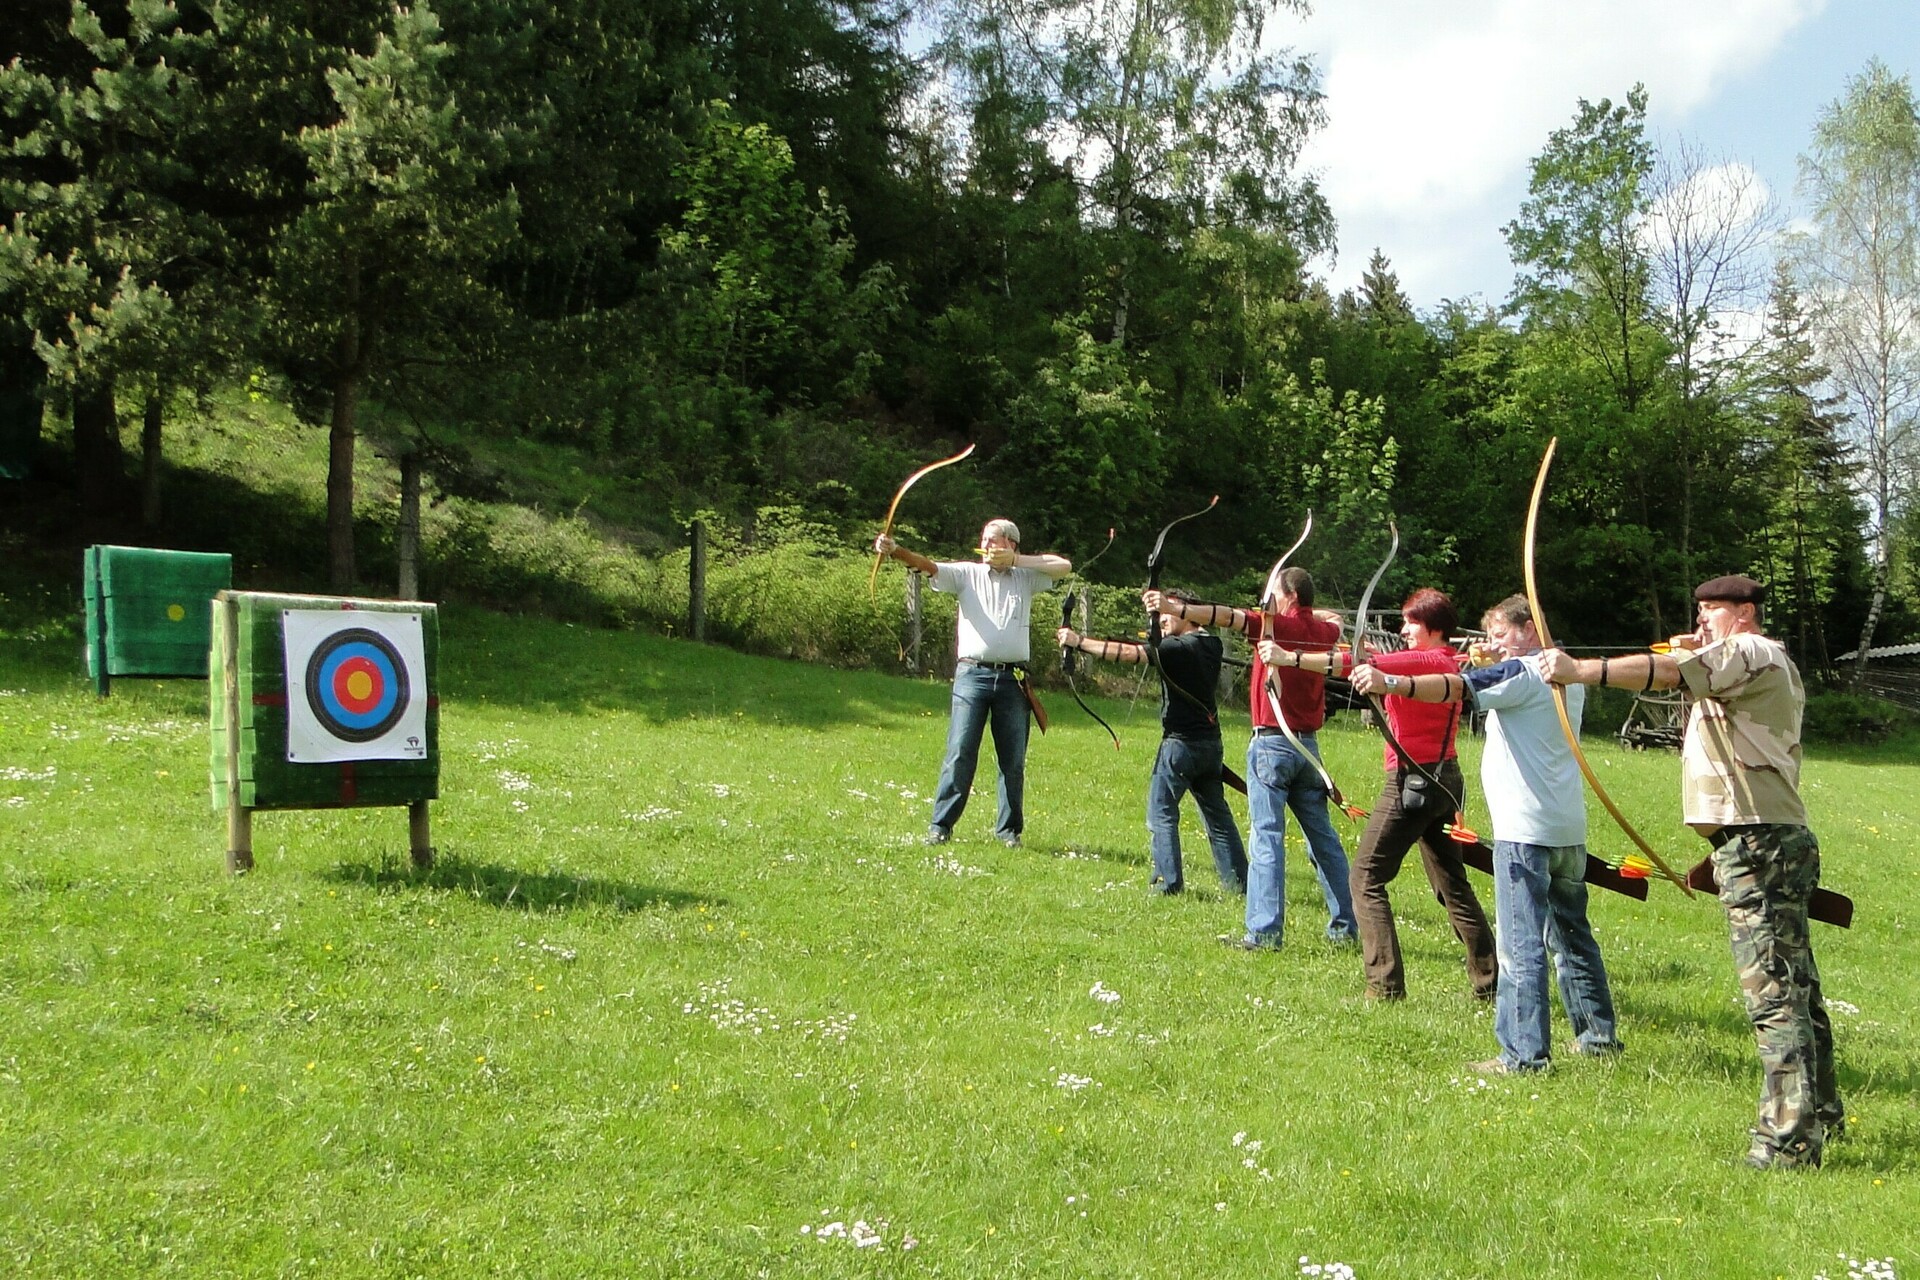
[1286,0,1828,304]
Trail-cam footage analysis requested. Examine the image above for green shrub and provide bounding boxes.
[1802,688,1917,744]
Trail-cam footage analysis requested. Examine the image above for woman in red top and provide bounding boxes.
[1262,588,1496,1001]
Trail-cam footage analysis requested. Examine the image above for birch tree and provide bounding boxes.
[1794,59,1920,681]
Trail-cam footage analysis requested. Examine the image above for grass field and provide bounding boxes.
[1,606,1915,1278]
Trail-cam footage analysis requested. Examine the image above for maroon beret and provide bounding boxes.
[1694,574,1765,605]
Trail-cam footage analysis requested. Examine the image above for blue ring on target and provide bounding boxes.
[304,627,411,743]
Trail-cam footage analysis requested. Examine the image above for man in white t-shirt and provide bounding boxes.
[875,519,1070,847]
[1353,593,1619,1073]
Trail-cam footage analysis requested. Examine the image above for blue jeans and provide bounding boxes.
[1246,732,1356,946]
[930,663,1031,838]
[1147,736,1248,892]
[1493,841,1619,1069]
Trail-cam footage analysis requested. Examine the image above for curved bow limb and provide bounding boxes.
[1060,529,1122,749]
[868,442,977,598]
[1523,437,1693,897]
[1257,512,1358,817]
[1142,496,1224,724]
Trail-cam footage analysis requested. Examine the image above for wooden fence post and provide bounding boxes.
[689,518,707,641]
[220,593,252,874]
[397,451,421,599]
[905,571,923,674]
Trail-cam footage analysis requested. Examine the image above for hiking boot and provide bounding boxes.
[1363,986,1405,1003]
[1467,1058,1511,1077]
[923,827,951,846]
[998,833,1022,849]
[1744,1133,1821,1171]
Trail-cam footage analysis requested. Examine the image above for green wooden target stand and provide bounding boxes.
[210,591,439,874]
[85,545,232,696]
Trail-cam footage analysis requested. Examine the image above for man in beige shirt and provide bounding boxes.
[1534,574,1841,1171]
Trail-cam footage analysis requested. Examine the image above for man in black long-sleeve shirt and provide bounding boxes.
[1059,590,1247,895]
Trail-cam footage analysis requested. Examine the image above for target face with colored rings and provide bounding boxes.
[304,628,411,742]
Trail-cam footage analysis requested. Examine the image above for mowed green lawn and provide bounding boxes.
[1,608,1914,1279]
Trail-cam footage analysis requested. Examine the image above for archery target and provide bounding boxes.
[282,609,429,763]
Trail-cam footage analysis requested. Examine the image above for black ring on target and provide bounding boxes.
[304,626,411,743]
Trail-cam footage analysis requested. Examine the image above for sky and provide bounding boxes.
[1289,0,1920,310]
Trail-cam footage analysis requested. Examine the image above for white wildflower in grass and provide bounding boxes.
[1299,1257,1357,1279]
[680,980,854,1043]
[4,796,24,809]
[1813,1255,1898,1280]
[1065,1192,1088,1218]
[708,782,732,797]
[1447,1074,1496,1093]
[803,1211,910,1252]
[1089,1023,1117,1038]
[497,769,534,793]
[103,719,195,744]
[470,737,526,763]
[515,939,578,963]
[927,855,990,878]
[1088,981,1121,1005]
[1053,1072,1100,1092]
[846,788,873,801]
[623,806,680,823]
[1232,1131,1273,1179]
[0,688,24,697]
[1055,849,1102,861]
[1135,1029,1169,1045]
[1828,999,1861,1016]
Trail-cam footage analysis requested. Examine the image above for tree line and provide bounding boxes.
[3,1,1916,675]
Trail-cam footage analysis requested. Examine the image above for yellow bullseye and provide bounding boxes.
[345,670,375,702]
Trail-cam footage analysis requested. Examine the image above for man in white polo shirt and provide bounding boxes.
[1353,593,1619,1073]
[876,519,1071,847]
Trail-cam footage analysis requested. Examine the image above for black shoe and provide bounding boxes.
[924,827,951,846]
[998,833,1021,849]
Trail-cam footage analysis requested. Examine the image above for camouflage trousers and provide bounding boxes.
[1711,823,1842,1163]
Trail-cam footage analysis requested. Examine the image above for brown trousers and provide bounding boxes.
[1351,758,1497,999]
